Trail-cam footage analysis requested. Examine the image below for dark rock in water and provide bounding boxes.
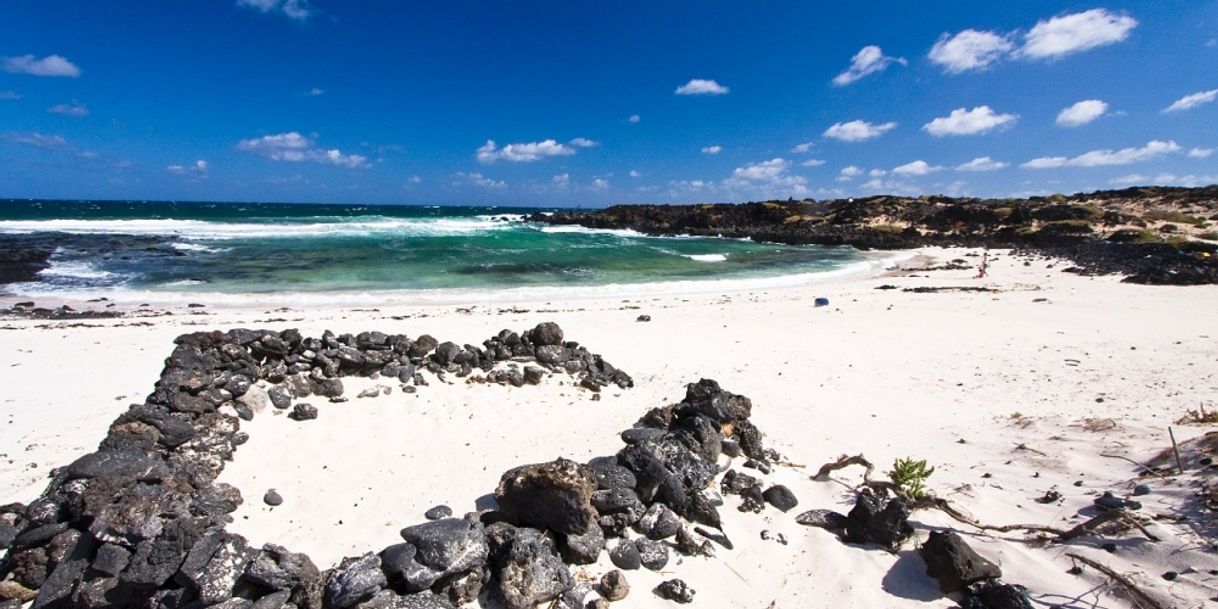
[920,531,1002,594]
[264,489,283,506]
[325,553,387,609]
[399,518,489,577]
[495,458,599,535]
[289,403,317,421]
[635,538,669,571]
[762,485,798,512]
[559,522,604,564]
[845,488,913,551]
[491,526,574,609]
[795,509,848,530]
[653,579,695,604]
[963,580,1033,609]
[586,456,637,490]
[530,322,564,346]
[608,539,641,570]
[599,569,630,601]
[637,503,681,540]
[424,505,452,520]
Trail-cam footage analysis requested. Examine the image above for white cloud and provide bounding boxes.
[801,159,826,167]
[892,160,942,176]
[791,142,815,153]
[48,101,88,117]
[551,173,571,189]
[675,79,730,95]
[701,145,722,154]
[167,160,208,176]
[836,166,862,182]
[592,178,610,190]
[1110,174,1146,185]
[569,137,598,148]
[1,54,80,77]
[928,30,1013,73]
[0,90,20,100]
[5,132,69,149]
[476,139,575,163]
[1056,99,1108,127]
[629,170,642,178]
[236,0,312,20]
[1113,173,1218,187]
[824,119,897,142]
[627,114,641,124]
[237,131,368,168]
[454,171,506,189]
[832,45,907,86]
[1163,89,1218,113]
[408,175,422,184]
[1022,140,1181,168]
[1188,147,1214,159]
[1017,9,1137,60]
[723,158,807,196]
[869,169,887,177]
[923,106,1017,136]
[307,88,325,96]
[956,156,1008,172]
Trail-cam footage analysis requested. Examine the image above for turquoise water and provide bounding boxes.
[0,200,864,295]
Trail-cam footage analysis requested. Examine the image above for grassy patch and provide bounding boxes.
[1145,209,1205,225]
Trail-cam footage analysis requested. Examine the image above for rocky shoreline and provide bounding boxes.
[531,186,1218,285]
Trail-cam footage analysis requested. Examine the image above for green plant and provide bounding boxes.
[888,457,935,500]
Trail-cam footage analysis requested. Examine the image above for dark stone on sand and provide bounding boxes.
[635,538,669,571]
[495,458,599,535]
[845,488,913,551]
[325,553,387,609]
[795,509,848,530]
[530,322,564,347]
[424,505,452,520]
[762,485,798,512]
[599,569,629,601]
[637,503,681,540]
[264,489,283,507]
[919,530,1002,594]
[491,526,574,609]
[586,456,637,491]
[289,403,317,421]
[653,579,695,604]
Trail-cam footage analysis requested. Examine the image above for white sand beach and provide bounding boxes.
[3,247,1217,608]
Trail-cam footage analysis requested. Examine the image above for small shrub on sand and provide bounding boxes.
[1145,209,1204,225]
[889,457,935,500]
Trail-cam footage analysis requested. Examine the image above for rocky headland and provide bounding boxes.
[532,186,1218,285]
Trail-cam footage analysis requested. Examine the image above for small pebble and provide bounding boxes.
[1162,571,1178,581]
[263,489,283,506]
[1132,484,1151,496]
[424,505,452,520]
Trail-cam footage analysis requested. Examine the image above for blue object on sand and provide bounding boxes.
[814,297,829,307]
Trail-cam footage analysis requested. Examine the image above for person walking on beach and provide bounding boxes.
[976,251,990,279]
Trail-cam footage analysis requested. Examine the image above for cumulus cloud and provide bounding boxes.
[790,142,815,154]
[1188,147,1214,159]
[1,54,80,77]
[869,169,887,177]
[1017,9,1137,60]
[1163,89,1218,113]
[307,88,325,96]
[627,114,641,124]
[454,171,506,189]
[48,100,88,117]
[923,106,1017,137]
[476,139,575,163]
[569,137,598,148]
[592,177,610,190]
[236,0,312,20]
[892,160,942,176]
[824,119,897,142]
[701,145,722,154]
[723,158,807,195]
[551,173,571,189]
[832,45,906,86]
[836,166,863,182]
[167,160,208,176]
[629,170,642,178]
[237,131,368,168]
[0,90,20,100]
[801,159,826,167]
[675,79,730,95]
[956,156,1009,172]
[1021,140,1181,168]
[928,30,1013,73]
[1056,99,1108,127]
[1113,173,1218,187]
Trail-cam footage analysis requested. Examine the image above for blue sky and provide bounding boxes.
[1,1,1216,206]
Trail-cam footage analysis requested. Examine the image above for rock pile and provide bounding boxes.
[0,321,796,608]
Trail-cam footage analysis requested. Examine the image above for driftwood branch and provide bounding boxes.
[1100,453,1172,482]
[1066,553,1168,609]
[812,454,876,481]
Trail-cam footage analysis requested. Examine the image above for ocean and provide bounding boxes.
[0,200,870,302]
